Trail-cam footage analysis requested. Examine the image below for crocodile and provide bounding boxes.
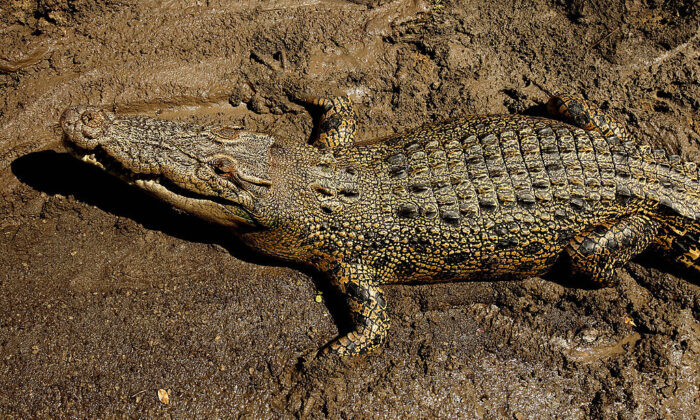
[60,94,700,356]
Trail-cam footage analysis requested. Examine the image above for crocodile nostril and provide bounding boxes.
[77,109,109,139]
[81,110,105,128]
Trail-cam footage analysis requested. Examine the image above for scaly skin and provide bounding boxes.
[60,95,700,356]
[547,94,632,143]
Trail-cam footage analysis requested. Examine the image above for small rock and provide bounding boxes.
[579,328,599,343]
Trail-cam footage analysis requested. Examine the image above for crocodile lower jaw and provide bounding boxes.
[68,146,152,186]
[67,146,256,228]
[132,178,257,227]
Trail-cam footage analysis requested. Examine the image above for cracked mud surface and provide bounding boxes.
[1,0,699,418]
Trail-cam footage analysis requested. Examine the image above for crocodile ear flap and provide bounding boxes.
[297,95,358,150]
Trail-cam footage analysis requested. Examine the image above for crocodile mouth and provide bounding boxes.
[65,141,257,227]
[66,143,148,184]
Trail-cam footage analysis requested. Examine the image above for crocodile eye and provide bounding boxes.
[211,126,242,142]
[211,156,236,175]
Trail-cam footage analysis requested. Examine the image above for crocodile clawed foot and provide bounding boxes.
[316,328,388,358]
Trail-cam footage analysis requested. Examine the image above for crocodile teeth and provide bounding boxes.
[135,179,159,188]
[80,153,106,170]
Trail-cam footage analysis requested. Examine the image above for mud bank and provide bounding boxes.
[1,1,698,418]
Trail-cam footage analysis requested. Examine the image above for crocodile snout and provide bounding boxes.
[61,106,114,150]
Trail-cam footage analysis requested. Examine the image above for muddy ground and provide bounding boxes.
[1,0,699,418]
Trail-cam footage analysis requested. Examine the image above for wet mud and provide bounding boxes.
[1,0,699,418]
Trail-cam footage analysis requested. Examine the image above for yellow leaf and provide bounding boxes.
[157,389,170,404]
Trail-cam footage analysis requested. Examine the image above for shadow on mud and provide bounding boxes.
[544,251,700,289]
[13,150,247,250]
[12,150,355,336]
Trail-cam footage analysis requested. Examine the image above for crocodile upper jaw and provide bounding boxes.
[60,106,258,228]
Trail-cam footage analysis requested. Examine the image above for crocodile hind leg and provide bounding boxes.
[654,225,700,274]
[669,233,700,271]
[322,263,389,356]
[547,95,631,142]
[565,215,662,287]
[296,94,357,150]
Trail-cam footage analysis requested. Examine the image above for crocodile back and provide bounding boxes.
[326,114,700,282]
[352,114,700,223]
[351,115,621,225]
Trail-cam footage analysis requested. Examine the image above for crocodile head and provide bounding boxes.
[61,106,281,229]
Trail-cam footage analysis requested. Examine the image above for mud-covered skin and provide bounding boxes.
[61,95,700,356]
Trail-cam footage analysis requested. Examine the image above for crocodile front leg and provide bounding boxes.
[296,94,357,150]
[547,94,631,142]
[323,263,389,356]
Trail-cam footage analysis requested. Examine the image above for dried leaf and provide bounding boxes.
[158,389,170,404]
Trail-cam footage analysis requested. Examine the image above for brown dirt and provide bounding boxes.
[1,0,699,418]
